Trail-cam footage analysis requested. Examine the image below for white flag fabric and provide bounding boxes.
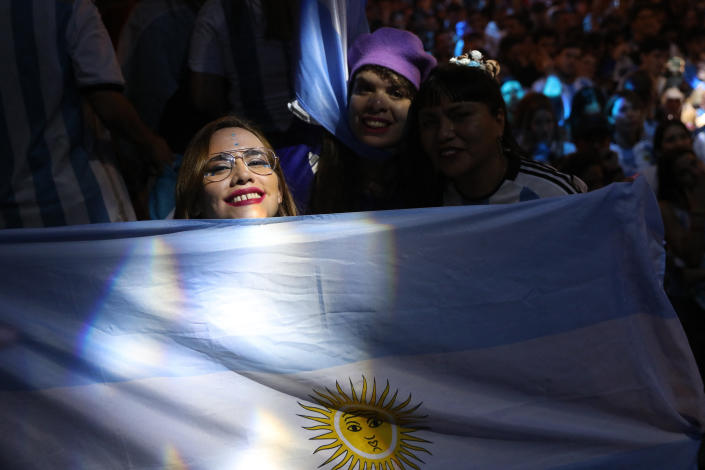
[0,179,703,469]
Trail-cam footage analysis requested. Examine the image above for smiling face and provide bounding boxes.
[418,97,505,180]
[199,127,281,219]
[348,68,413,149]
[338,410,394,455]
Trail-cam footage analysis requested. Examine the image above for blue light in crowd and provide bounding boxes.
[543,75,563,98]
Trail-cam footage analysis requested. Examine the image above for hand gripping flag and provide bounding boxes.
[0,179,703,469]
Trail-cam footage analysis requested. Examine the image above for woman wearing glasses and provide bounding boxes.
[175,115,298,218]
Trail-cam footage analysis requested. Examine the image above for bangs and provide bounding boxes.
[414,64,503,111]
[350,64,417,99]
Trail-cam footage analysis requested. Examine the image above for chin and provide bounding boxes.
[354,129,401,150]
[436,158,474,179]
[210,207,265,219]
[235,209,269,219]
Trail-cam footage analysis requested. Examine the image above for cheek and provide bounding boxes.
[264,175,282,216]
[348,97,364,122]
[198,184,223,217]
[392,100,411,124]
[200,184,219,206]
[376,423,393,443]
[677,174,692,187]
[347,99,364,140]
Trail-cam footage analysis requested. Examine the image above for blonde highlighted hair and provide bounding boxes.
[175,115,298,218]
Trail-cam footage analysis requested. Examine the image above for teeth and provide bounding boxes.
[228,193,261,203]
[440,148,458,157]
[364,120,388,128]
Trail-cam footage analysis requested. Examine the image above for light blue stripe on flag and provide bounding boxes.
[294,0,388,159]
[0,179,702,469]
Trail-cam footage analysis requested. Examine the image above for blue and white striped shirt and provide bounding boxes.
[444,159,587,205]
[0,0,131,228]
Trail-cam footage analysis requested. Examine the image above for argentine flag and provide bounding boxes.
[0,179,703,469]
[294,0,391,159]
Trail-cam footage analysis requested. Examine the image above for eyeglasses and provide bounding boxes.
[203,148,279,182]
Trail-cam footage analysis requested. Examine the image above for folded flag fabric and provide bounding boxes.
[0,179,703,469]
[294,0,391,160]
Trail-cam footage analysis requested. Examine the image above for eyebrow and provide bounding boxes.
[445,103,471,112]
[353,75,374,87]
[443,103,481,116]
[344,410,378,421]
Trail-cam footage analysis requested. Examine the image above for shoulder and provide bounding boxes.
[189,0,228,70]
[197,0,224,18]
[574,77,594,88]
[634,138,654,153]
[531,77,547,91]
[192,0,226,33]
[67,0,124,87]
[512,159,587,196]
[634,138,653,151]
[694,132,705,162]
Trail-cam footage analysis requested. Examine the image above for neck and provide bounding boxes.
[453,151,508,200]
[615,131,639,149]
[557,71,575,84]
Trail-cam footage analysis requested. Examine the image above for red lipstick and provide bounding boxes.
[225,187,265,207]
[360,115,391,134]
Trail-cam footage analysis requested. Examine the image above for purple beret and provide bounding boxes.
[348,27,437,90]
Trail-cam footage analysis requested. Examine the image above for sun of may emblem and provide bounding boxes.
[298,376,432,470]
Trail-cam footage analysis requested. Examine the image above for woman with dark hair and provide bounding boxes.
[402,52,585,208]
[175,115,298,219]
[657,148,705,379]
[307,27,436,214]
